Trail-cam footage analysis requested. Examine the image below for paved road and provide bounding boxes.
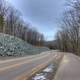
[0,51,63,80]
[54,53,80,80]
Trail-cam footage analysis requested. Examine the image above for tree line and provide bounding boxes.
[55,0,80,56]
[0,0,44,46]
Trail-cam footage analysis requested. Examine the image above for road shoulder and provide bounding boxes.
[54,53,80,80]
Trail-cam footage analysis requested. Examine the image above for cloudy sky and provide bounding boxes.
[6,0,66,41]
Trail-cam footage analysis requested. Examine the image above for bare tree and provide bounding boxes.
[55,0,80,55]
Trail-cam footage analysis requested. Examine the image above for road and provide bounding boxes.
[0,51,63,80]
[54,53,80,80]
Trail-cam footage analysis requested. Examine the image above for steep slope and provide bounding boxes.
[0,33,49,56]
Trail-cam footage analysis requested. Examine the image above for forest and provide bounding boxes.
[55,0,80,56]
[0,0,44,46]
[1,0,80,56]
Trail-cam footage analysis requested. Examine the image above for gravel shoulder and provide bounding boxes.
[54,53,80,80]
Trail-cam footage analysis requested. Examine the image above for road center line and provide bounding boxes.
[0,54,50,72]
[14,59,52,80]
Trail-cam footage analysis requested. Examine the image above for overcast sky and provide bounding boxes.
[6,0,66,41]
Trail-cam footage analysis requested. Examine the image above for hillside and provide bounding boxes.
[0,33,49,56]
[44,40,57,49]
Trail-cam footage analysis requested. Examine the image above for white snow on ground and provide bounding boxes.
[43,67,53,73]
[32,74,46,80]
[32,64,56,80]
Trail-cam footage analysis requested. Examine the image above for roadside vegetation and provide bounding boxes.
[52,0,80,56]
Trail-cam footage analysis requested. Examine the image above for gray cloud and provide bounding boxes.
[8,0,66,40]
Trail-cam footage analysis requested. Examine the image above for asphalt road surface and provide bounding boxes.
[0,51,63,80]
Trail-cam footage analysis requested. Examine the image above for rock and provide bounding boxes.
[0,33,49,56]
